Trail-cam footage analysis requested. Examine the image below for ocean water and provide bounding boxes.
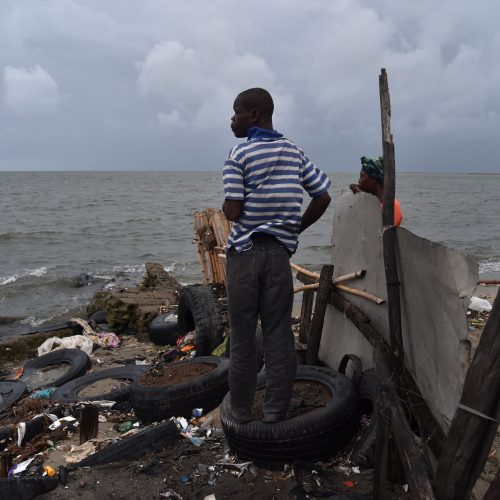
[1,171,499,339]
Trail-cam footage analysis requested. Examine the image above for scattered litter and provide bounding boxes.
[181,431,205,447]
[180,475,190,483]
[351,466,360,474]
[8,457,34,476]
[117,421,134,433]
[16,422,26,446]
[216,460,252,478]
[29,387,56,399]
[403,484,409,492]
[204,495,216,500]
[37,335,93,356]
[192,408,203,418]
[43,465,57,477]
[90,331,121,349]
[159,489,183,499]
[98,415,107,423]
[135,359,149,365]
[49,416,78,431]
[342,480,354,487]
[173,417,189,430]
[468,296,492,313]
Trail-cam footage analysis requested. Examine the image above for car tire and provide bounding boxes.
[177,285,223,356]
[77,419,179,467]
[147,314,180,346]
[130,356,230,423]
[220,365,359,469]
[0,380,27,412]
[21,349,91,389]
[52,365,150,403]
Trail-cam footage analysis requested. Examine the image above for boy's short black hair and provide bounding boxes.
[237,88,274,118]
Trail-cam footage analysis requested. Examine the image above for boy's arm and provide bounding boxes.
[299,192,331,233]
[223,199,242,222]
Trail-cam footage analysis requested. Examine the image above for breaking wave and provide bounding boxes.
[0,266,48,286]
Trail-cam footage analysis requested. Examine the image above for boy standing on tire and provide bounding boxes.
[222,88,331,423]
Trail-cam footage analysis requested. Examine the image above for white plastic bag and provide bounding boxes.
[468,296,492,313]
[37,335,94,356]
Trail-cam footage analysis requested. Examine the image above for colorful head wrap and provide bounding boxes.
[360,156,384,184]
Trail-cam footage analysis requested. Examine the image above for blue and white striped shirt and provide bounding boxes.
[223,127,331,253]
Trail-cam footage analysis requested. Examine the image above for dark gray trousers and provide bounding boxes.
[226,234,297,421]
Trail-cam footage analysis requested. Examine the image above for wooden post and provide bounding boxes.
[79,404,99,444]
[306,265,333,365]
[379,68,405,373]
[299,289,314,343]
[0,452,12,477]
[434,291,500,500]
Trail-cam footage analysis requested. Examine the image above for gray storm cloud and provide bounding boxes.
[0,0,499,172]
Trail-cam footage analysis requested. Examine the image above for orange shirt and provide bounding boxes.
[380,198,403,226]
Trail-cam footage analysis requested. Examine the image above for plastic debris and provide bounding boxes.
[159,489,183,499]
[204,495,216,500]
[342,480,354,487]
[49,416,78,431]
[8,457,34,476]
[37,335,94,356]
[92,331,121,349]
[180,345,194,353]
[216,460,252,478]
[468,296,492,313]
[180,431,204,447]
[43,465,57,477]
[29,387,56,399]
[117,421,134,433]
[192,408,203,418]
[180,475,190,484]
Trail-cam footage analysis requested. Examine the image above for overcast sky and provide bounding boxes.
[1,0,499,173]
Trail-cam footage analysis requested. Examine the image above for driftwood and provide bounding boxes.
[434,290,500,500]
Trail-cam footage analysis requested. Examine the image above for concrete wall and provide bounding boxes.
[318,191,477,431]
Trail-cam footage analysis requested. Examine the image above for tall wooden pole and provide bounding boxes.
[379,68,405,373]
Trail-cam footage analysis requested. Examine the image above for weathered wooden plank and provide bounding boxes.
[306,265,334,365]
[379,68,404,374]
[435,291,500,500]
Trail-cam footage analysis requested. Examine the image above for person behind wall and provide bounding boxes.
[350,156,403,226]
[222,88,332,424]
